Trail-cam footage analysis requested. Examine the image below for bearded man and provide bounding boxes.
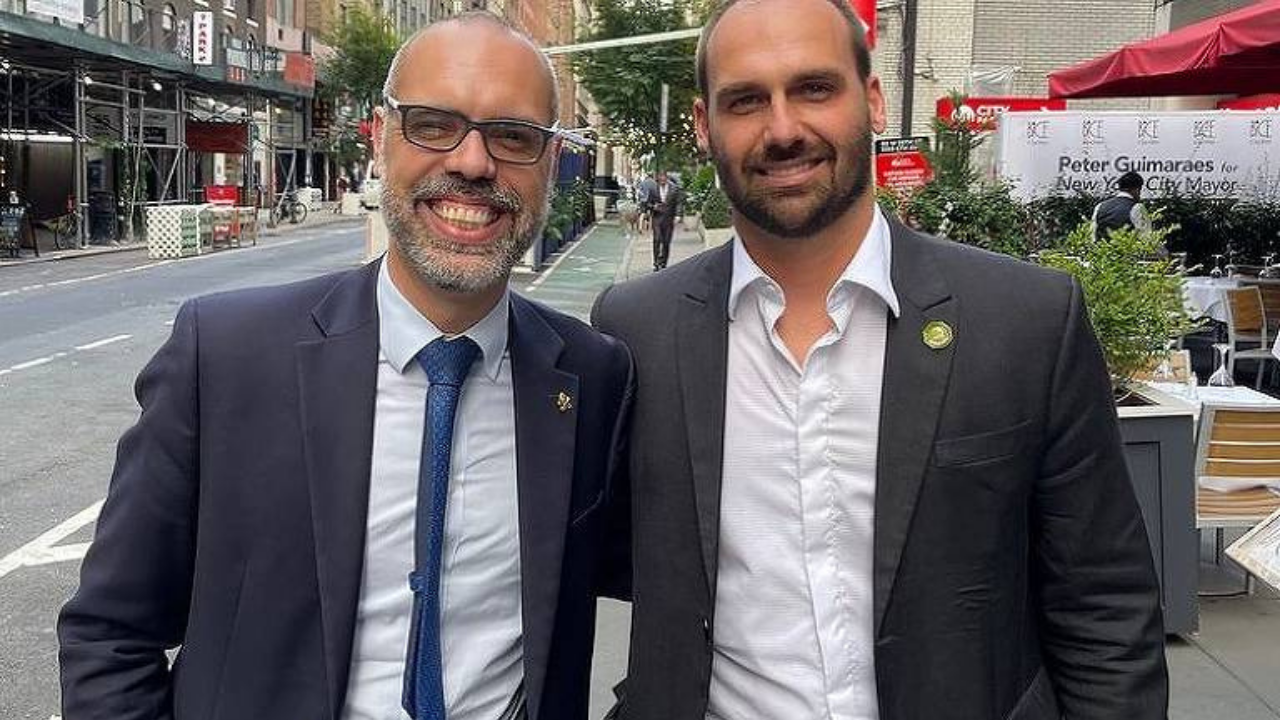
[59,14,632,720]
[592,0,1168,718]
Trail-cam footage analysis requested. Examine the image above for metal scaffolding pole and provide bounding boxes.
[178,85,187,202]
[75,68,87,246]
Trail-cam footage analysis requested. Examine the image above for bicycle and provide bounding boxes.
[269,191,309,227]
[47,210,80,250]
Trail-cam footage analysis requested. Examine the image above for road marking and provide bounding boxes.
[529,227,597,290]
[4,336,133,376]
[0,223,361,299]
[9,356,56,371]
[75,334,133,351]
[0,501,103,580]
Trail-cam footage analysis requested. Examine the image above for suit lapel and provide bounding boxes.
[296,260,382,719]
[508,294,578,720]
[874,222,957,636]
[675,244,734,603]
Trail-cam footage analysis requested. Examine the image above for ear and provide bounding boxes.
[866,74,888,135]
[693,97,711,155]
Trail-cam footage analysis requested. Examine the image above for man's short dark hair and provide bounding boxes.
[695,0,872,98]
[1117,171,1144,192]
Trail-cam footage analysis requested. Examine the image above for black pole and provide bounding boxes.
[900,0,919,137]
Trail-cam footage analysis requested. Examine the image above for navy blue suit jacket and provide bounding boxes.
[58,259,633,720]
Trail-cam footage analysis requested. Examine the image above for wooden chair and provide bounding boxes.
[1223,287,1276,389]
[1133,349,1192,383]
[1241,280,1280,335]
[1194,403,1280,593]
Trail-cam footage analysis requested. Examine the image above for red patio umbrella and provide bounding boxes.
[1048,0,1280,99]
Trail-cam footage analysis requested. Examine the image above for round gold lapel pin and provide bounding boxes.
[922,320,954,350]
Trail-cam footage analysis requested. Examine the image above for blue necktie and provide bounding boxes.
[403,336,481,720]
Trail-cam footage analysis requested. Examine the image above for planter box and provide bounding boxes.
[698,220,734,249]
[1117,384,1198,636]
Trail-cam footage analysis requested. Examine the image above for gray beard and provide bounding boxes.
[380,176,550,293]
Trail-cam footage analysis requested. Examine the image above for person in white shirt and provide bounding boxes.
[593,0,1168,718]
[58,14,633,720]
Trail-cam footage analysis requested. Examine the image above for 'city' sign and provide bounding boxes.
[192,11,214,66]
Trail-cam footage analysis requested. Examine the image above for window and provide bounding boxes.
[161,3,178,50]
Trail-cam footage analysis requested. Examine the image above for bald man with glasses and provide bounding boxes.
[58,14,633,720]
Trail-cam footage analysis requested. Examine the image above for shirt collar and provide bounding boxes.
[727,204,901,321]
[376,259,509,381]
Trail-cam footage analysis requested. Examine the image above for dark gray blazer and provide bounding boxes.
[58,259,634,720]
[592,219,1168,720]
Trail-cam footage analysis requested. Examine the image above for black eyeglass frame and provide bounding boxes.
[383,95,561,166]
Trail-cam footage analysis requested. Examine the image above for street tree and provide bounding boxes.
[318,4,401,118]
[573,0,701,170]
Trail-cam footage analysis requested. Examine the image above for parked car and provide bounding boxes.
[361,178,383,210]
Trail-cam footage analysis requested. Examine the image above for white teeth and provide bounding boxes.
[430,201,496,228]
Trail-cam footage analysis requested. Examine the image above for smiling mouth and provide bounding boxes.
[755,158,824,179]
[419,199,503,230]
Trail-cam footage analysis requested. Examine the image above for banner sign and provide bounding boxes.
[994,111,1280,201]
[936,96,1066,132]
[192,11,214,66]
[850,0,876,48]
[27,0,83,25]
[875,136,932,194]
[283,52,315,89]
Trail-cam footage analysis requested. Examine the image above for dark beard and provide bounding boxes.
[711,119,873,239]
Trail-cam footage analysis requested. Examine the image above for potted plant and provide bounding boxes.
[699,184,733,248]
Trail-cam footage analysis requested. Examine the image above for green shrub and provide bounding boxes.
[683,164,718,212]
[701,185,732,229]
[1037,220,1202,387]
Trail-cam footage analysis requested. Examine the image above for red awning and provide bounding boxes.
[1048,0,1280,99]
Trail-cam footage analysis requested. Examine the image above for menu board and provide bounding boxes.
[0,204,27,253]
[1227,507,1280,593]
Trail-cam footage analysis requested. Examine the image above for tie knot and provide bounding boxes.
[417,336,481,387]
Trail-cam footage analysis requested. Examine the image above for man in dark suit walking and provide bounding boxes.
[58,14,631,720]
[592,0,1168,718]
[645,170,682,271]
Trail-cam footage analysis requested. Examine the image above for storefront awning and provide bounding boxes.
[1048,0,1280,99]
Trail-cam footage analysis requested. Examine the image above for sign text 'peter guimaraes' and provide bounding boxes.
[994,111,1280,201]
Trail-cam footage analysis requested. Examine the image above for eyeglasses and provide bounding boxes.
[384,95,559,166]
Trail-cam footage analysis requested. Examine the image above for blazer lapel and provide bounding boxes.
[508,294,578,720]
[296,260,381,719]
[675,244,734,604]
[874,222,957,637]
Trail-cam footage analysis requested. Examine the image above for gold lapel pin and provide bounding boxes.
[922,320,954,350]
[556,391,574,413]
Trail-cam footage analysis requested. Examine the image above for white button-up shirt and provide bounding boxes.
[709,208,900,720]
[342,261,523,720]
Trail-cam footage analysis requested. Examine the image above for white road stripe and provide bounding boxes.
[0,224,359,299]
[74,334,133,351]
[9,356,55,371]
[0,500,103,580]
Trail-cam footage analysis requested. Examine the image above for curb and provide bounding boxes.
[0,216,365,270]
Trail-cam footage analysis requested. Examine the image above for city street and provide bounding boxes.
[0,217,641,719]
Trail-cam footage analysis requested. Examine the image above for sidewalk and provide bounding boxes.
[0,205,364,269]
[518,217,709,322]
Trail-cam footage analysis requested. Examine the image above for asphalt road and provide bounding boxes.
[0,221,629,719]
